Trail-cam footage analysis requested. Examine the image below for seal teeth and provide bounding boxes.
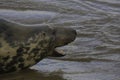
[50,49,66,57]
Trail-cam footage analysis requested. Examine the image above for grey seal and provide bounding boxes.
[0,18,77,74]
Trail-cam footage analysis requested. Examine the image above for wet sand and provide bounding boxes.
[0,69,66,80]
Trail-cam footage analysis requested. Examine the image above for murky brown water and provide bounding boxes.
[0,0,120,80]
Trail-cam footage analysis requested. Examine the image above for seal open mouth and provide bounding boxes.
[52,49,66,57]
[51,27,77,57]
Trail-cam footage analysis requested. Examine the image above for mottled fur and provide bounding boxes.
[0,18,76,74]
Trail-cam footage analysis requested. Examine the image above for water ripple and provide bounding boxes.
[0,0,120,80]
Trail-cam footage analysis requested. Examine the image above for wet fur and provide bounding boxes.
[0,18,55,73]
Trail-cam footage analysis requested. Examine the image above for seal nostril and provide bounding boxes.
[74,29,77,36]
[52,29,56,35]
[67,28,77,42]
[73,29,77,40]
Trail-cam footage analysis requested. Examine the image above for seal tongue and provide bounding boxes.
[51,50,66,57]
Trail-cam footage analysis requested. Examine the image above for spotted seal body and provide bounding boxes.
[0,18,77,74]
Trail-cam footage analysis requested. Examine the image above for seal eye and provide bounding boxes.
[42,32,46,36]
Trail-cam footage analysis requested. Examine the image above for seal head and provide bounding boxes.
[0,18,77,74]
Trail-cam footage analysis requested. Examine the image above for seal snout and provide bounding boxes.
[54,27,77,47]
